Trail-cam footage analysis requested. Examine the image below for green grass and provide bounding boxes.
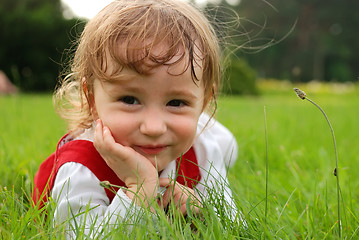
[217,85,359,238]
[1,83,359,239]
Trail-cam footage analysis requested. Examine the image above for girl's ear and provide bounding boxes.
[202,87,214,111]
[89,94,99,120]
[82,78,99,120]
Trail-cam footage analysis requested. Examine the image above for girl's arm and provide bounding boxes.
[193,114,239,221]
[52,162,145,238]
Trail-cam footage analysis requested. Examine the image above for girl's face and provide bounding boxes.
[91,46,205,172]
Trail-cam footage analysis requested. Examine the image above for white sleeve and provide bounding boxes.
[193,113,240,222]
[51,162,145,238]
[197,113,238,167]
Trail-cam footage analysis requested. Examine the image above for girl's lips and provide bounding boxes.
[135,145,168,155]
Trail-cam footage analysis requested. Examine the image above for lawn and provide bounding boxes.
[0,82,358,239]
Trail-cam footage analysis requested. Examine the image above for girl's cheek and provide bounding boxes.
[106,120,136,145]
[174,117,198,143]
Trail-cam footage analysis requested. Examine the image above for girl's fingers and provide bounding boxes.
[159,191,169,209]
[158,179,170,207]
[180,203,200,216]
[158,178,177,204]
[94,119,104,148]
[162,179,183,209]
[95,120,115,148]
[94,119,122,155]
[158,178,197,214]
[162,188,195,215]
[159,178,187,195]
[158,178,171,187]
[102,126,116,148]
[158,185,200,215]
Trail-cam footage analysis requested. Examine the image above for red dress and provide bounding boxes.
[32,134,201,208]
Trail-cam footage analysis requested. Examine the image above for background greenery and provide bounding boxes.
[1,82,358,238]
[0,0,85,91]
[1,0,358,93]
[216,0,359,83]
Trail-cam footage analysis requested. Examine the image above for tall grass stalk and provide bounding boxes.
[293,88,342,238]
[264,106,269,224]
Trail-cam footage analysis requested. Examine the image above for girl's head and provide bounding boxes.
[55,0,221,131]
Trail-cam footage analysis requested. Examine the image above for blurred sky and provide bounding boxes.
[61,0,240,19]
[61,0,114,19]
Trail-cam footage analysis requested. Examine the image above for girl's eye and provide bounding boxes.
[119,96,139,105]
[167,99,186,107]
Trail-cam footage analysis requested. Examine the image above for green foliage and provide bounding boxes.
[222,59,259,95]
[0,0,85,92]
[216,0,359,82]
[2,0,358,94]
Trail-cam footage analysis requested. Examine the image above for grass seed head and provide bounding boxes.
[100,180,111,188]
[293,88,306,100]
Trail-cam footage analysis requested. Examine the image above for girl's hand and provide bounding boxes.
[158,178,201,216]
[93,119,158,202]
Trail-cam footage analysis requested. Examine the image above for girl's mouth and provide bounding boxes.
[135,145,168,155]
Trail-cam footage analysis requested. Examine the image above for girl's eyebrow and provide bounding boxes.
[103,80,139,95]
[102,74,137,84]
[167,89,199,100]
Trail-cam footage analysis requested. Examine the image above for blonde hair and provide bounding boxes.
[55,0,221,131]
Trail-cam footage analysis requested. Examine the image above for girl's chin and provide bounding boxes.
[146,156,170,172]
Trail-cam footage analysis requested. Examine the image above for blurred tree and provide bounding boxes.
[203,2,261,95]
[222,58,259,95]
[1,0,357,93]
[0,0,85,91]
[213,0,359,82]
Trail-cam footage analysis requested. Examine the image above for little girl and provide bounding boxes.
[33,0,239,237]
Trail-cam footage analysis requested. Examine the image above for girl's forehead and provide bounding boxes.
[104,40,204,80]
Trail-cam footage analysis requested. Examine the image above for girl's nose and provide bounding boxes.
[139,110,167,137]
